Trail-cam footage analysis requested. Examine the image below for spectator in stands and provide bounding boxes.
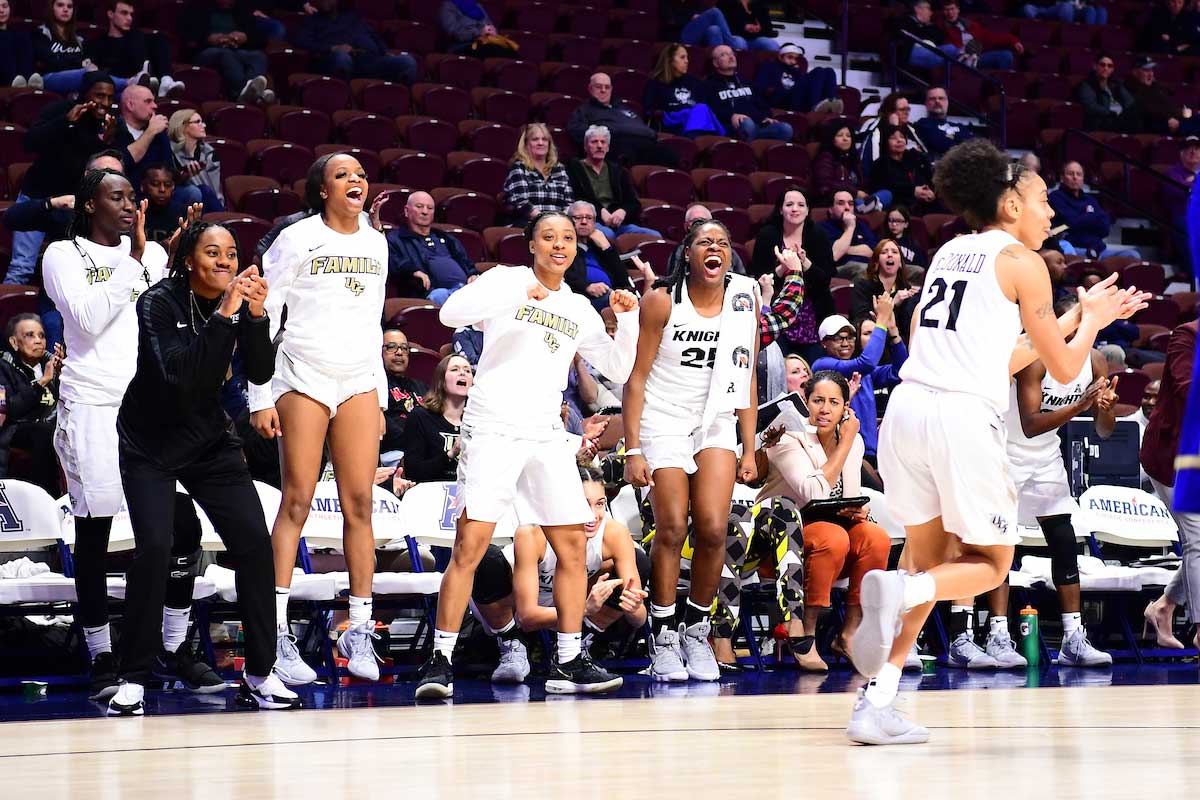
[1131,56,1191,136]
[870,125,938,213]
[566,126,660,241]
[936,0,1020,70]
[914,86,977,159]
[1039,245,1071,303]
[660,0,742,49]
[1100,342,1127,373]
[858,92,927,177]
[401,354,471,483]
[754,370,891,669]
[29,0,128,95]
[438,0,513,58]
[1139,0,1200,55]
[502,123,575,224]
[1096,316,1166,367]
[1050,161,1142,259]
[1076,53,1139,133]
[386,191,478,304]
[1021,0,1106,23]
[751,186,837,362]
[669,204,748,274]
[705,45,793,142]
[820,190,878,278]
[813,121,879,208]
[717,0,779,51]
[7,72,118,286]
[565,200,638,307]
[85,0,184,97]
[140,163,182,244]
[116,86,203,210]
[644,43,724,137]
[850,239,921,337]
[169,109,225,212]
[896,0,961,71]
[1019,151,1041,176]
[293,0,416,84]
[0,0,35,88]
[811,299,907,466]
[882,205,927,268]
[380,328,427,467]
[568,72,679,167]
[753,42,841,114]
[1165,136,1200,262]
[179,0,273,104]
[1141,321,1200,651]
[0,314,62,495]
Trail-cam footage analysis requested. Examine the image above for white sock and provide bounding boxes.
[161,606,191,653]
[1062,612,1082,636]
[275,587,291,632]
[864,662,902,709]
[902,572,936,610]
[83,624,112,660]
[113,681,145,706]
[989,615,1008,636]
[348,595,372,628]
[496,618,517,638]
[433,629,458,662]
[557,631,582,662]
[650,602,675,620]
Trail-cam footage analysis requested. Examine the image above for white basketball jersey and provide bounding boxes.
[642,283,721,427]
[1005,356,1093,468]
[899,229,1024,412]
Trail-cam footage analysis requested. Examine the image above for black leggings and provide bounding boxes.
[72,495,202,629]
[471,544,652,609]
[117,438,275,681]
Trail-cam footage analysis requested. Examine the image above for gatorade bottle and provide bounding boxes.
[1019,606,1040,667]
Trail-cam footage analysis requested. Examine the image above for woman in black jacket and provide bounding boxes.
[402,353,472,482]
[109,221,300,717]
[642,43,723,137]
[749,186,836,363]
[870,124,939,213]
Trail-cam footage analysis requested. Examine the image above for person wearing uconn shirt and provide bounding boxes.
[704,46,793,142]
[913,87,977,159]
[386,191,478,305]
[1049,161,1141,259]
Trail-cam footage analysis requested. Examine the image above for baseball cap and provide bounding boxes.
[818,315,855,340]
[1133,56,1157,69]
[1185,135,1200,147]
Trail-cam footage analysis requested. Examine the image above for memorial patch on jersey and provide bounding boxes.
[309,255,382,276]
[514,305,580,339]
[732,346,750,368]
[732,292,753,312]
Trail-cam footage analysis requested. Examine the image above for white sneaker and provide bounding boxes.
[679,621,720,681]
[273,630,317,686]
[851,570,906,678]
[237,75,268,104]
[107,681,145,717]
[131,60,151,87]
[239,673,302,710]
[947,632,1000,669]
[985,631,1028,668]
[1058,627,1112,667]
[903,643,922,671]
[260,88,278,104]
[491,637,530,684]
[650,626,688,682]
[11,76,26,88]
[337,621,383,681]
[845,688,929,745]
[158,76,185,98]
[28,73,44,90]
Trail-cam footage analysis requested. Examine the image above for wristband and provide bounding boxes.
[624,448,642,457]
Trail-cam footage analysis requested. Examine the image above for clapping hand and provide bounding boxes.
[762,424,786,448]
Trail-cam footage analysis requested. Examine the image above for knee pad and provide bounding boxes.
[471,545,514,605]
[1041,514,1081,586]
[169,548,203,582]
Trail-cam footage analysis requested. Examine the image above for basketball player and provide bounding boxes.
[43,170,220,700]
[846,140,1150,745]
[415,211,640,699]
[251,154,389,685]
[623,219,761,682]
[470,466,649,684]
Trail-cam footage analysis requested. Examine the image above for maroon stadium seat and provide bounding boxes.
[356,79,412,118]
[334,110,400,152]
[397,116,460,156]
[313,145,382,182]
[431,187,498,230]
[204,102,267,143]
[383,148,447,190]
[248,140,314,185]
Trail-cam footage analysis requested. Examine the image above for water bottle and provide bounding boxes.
[1019,605,1040,667]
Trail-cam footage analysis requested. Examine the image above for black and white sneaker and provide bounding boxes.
[415,652,454,700]
[107,681,145,717]
[154,644,228,694]
[237,674,302,711]
[88,651,119,701]
[546,653,623,694]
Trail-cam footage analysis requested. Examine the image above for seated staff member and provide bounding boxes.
[470,466,649,684]
[109,221,300,716]
[756,370,891,672]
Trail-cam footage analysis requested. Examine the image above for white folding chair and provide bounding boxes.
[0,481,77,606]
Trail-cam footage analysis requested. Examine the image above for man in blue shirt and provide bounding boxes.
[819,191,878,279]
[1048,161,1141,259]
[913,86,977,159]
[386,191,478,305]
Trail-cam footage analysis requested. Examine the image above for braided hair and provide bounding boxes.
[69,168,126,240]
[168,221,238,281]
[655,217,733,303]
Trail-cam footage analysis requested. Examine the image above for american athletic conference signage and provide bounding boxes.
[1071,485,1178,545]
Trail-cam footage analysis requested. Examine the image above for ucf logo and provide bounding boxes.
[544,332,560,352]
[345,277,365,296]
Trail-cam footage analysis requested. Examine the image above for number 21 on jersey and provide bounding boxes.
[919,278,968,331]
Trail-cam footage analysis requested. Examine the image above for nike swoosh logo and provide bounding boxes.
[672,322,686,328]
[308,243,326,252]
[176,322,187,328]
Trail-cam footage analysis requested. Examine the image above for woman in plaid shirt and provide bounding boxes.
[502,123,575,224]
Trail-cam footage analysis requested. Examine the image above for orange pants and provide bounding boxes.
[803,520,890,607]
